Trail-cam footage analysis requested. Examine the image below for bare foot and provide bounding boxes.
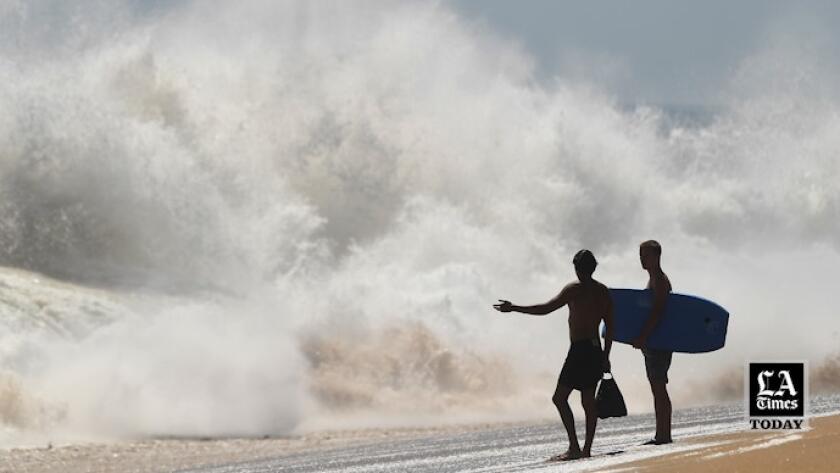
[547,449,588,462]
[642,437,673,446]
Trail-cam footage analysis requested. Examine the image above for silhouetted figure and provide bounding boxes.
[632,240,673,445]
[494,250,614,461]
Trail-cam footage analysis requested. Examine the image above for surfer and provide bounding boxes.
[494,249,614,461]
[632,240,673,445]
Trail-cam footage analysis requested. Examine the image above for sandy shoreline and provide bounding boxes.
[3,414,839,472]
[0,421,535,473]
[607,413,840,472]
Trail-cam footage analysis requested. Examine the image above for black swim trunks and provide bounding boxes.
[558,339,603,390]
[642,348,673,384]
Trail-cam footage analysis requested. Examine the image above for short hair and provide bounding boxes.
[573,249,597,275]
[640,240,662,257]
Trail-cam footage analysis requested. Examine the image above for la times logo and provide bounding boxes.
[747,362,807,430]
[755,370,799,411]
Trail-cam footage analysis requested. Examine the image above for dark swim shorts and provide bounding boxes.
[642,348,673,384]
[558,339,604,390]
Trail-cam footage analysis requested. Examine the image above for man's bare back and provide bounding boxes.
[562,280,612,342]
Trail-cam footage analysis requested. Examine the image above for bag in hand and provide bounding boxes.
[596,372,628,419]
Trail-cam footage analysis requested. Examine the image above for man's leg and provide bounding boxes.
[650,381,672,443]
[580,387,597,457]
[643,349,673,444]
[551,382,582,459]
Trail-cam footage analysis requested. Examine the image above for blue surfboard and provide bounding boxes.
[602,288,729,353]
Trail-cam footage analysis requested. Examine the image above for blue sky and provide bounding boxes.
[449,0,840,106]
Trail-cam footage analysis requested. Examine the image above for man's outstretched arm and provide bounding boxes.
[494,284,573,316]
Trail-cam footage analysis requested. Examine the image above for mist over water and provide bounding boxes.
[0,0,838,445]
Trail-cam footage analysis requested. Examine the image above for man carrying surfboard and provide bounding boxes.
[632,240,673,445]
[494,249,614,461]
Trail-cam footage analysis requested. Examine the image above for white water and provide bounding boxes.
[0,0,839,446]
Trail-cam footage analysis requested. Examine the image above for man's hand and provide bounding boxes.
[493,299,513,312]
[631,335,647,349]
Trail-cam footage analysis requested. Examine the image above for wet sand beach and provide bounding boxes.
[3,403,839,473]
[608,413,840,473]
[0,422,523,473]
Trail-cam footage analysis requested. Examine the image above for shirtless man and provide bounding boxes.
[631,240,673,445]
[494,250,614,461]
